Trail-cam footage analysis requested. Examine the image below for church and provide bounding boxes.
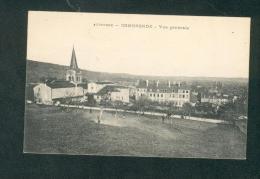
[33,47,87,104]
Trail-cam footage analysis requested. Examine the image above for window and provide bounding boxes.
[186,90,189,93]
[183,95,185,98]
[153,94,155,97]
[150,94,152,97]
[157,94,159,97]
[161,94,163,97]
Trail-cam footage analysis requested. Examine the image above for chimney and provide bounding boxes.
[156,80,159,87]
[146,80,149,87]
[168,81,171,88]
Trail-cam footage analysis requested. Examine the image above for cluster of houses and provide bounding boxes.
[30,47,233,108]
[32,47,130,105]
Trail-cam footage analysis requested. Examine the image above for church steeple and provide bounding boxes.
[70,46,79,70]
[66,46,82,84]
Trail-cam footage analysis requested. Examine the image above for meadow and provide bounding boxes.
[24,104,246,159]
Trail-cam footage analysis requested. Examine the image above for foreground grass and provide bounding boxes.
[24,104,246,159]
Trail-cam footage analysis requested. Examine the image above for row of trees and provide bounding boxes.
[129,96,247,123]
[56,93,247,126]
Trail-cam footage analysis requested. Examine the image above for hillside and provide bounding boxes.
[26,60,248,84]
[26,60,138,83]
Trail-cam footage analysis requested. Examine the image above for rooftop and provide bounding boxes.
[136,81,191,92]
[96,85,120,95]
[96,81,115,85]
[46,80,76,89]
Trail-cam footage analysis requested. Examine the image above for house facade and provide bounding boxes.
[135,80,191,107]
[201,95,229,105]
[93,85,130,103]
[33,81,85,104]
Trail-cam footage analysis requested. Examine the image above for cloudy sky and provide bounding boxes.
[27,11,250,78]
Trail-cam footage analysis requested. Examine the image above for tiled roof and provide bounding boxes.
[46,80,76,89]
[78,83,88,89]
[96,81,114,85]
[96,85,120,95]
[137,81,190,92]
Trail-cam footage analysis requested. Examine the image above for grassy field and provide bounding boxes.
[24,104,246,159]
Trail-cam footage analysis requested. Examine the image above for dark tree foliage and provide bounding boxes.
[182,102,193,117]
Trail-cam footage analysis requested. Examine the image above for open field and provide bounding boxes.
[24,104,246,159]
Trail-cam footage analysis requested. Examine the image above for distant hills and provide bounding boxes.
[26,60,248,84]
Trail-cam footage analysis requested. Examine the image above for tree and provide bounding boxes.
[195,102,215,116]
[86,94,97,107]
[182,102,193,118]
[217,102,238,126]
[133,96,151,115]
[166,102,176,119]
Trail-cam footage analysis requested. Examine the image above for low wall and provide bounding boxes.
[59,104,229,124]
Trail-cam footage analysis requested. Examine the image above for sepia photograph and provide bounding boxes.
[24,11,250,159]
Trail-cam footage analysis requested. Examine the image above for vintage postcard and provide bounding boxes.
[24,11,250,159]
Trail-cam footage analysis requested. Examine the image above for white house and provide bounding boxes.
[33,81,86,104]
[93,85,130,103]
[201,95,229,105]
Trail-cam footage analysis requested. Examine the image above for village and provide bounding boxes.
[23,47,248,158]
[26,47,248,124]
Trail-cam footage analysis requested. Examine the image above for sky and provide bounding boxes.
[27,11,251,78]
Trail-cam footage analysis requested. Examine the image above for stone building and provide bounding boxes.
[135,80,191,107]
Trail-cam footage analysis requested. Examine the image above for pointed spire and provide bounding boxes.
[70,46,79,70]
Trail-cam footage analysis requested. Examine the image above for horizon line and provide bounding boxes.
[27,59,249,80]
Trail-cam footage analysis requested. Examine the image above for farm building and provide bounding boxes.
[33,81,86,104]
[93,85,130,103]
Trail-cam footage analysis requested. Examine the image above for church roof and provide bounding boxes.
[46,80,76,89]
[70,46,79,70]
